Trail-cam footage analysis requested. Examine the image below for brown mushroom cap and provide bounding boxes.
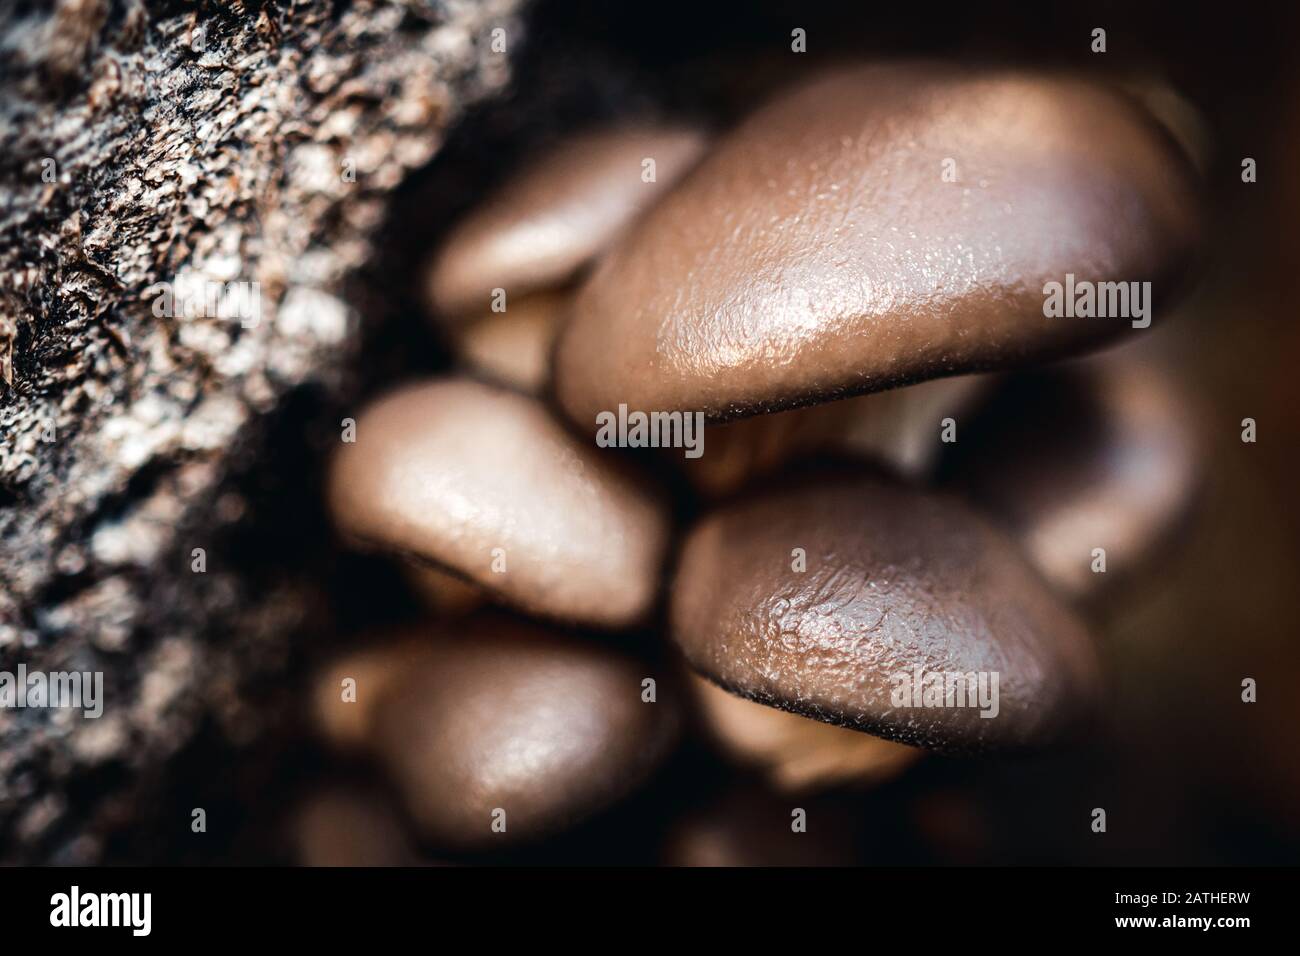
[367,615,681,850]
[952,347,1198,599]
[690,673,920,791]
[556,63,1201,426]
[327,378,670,628]
[427,125,709,317]
[670,470,1099,751]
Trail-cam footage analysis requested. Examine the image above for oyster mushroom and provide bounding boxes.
[327,378,670,628]
[670,470,1099,751]
[366,615,681,850]
[556,63,1201,427]
[427,125,709,317]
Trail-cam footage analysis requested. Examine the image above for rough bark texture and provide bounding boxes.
[0,0,524,863]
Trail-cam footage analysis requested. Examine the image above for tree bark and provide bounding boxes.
[0,0,523,863]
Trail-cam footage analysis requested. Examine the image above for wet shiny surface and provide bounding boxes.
[556,63,1201,425]
[327,378,669,627]
[671,470,1099,751]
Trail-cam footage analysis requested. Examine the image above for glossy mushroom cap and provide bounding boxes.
[671,470,1099,752]
[428,125,709,317]
[952,347,1199,599]
[690,673,920,791]
[327,378,670,628]
[556,63,1201,426]
[367,616,681,850]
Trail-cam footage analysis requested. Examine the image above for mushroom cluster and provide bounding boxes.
[303,63,1201,864]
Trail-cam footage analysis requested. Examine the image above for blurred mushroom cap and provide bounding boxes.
[428,125,709,317]
[312,638,432,749]
[293,788,426,867]
[367,615,682,851]
[953,346,1199,599]
[662,786,866,867]
[451,291,568,394]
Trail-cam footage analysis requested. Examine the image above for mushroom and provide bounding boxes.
[555,63,1201,427]
[427,125,709,318]
[949,345,1199,600]
[327,378,670,628]
[690,673,920,791]
[670,469,1099,751]
[365,615,681,851]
